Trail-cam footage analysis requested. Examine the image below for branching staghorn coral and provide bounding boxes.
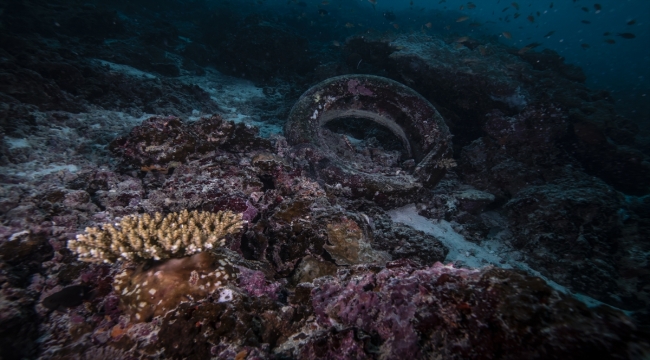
[68,210,243,263]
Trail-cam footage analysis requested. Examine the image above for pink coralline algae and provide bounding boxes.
[347,79,375,96]
[236,266,283,301]
[298,328,370,360]
[309,261,646,359]
[241,201,259,223]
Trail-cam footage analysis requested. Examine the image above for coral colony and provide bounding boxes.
[67,210,243,263]
[67,210,242,322]
[113,252,238,322]
[1,1,650,359]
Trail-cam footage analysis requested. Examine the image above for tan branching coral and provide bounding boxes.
[68,210,243,263]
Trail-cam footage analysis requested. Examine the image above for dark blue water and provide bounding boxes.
[245,0,649,124]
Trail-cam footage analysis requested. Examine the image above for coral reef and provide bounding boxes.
[68,210,243,263]
[344,33,650,195]
[1,1,649,358]
[338,32,650,312]
[309,261,647,359]
[109,115,272,171]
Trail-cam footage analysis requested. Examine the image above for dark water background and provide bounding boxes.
[208,0,649,125]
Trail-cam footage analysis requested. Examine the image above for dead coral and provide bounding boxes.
[68,210,243,263]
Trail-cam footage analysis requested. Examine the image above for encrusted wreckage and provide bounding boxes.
[285,75,454,206]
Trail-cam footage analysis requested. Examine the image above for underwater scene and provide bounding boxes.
[1,0,649,358]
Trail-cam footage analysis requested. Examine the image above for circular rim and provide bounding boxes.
[285,74,453,202]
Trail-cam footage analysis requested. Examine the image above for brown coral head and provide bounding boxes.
[112,252,238,322]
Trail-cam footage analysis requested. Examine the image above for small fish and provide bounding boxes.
[318,9,328,15]
[603,32,611,36]
[456,16,470,22]
[581,7,589,12]
[425,22,432,28]
[544,30,555,37]
[456,36,470,43]
[393,23,400,29]
[518,46,531,54]
[332,40,340,47]
[502,31,512,39]
[604,39,615,44]
[627,19,636,25]
[581,20,591,24]
[525,42,542,48]
[550,2,553,8]
[594,3,601,11]
[477,45,487,55]
[511,2,519,10]
[439,0,446,3]
[514,12,520,18]
[410,0,413,5]
[459,5,464,10]
[527,15,534,23]
[581,43,590,49]
[345,22,355,28]
[536,11,541,16]
[467,2,476,9]
[454,43,466,49]
[368,0,376,4]
[617,32,636,39]
[469,22,482,27]
[321,0,329,4]
[502,7,509,12]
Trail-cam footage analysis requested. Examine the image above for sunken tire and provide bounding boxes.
[285,75,453,206]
